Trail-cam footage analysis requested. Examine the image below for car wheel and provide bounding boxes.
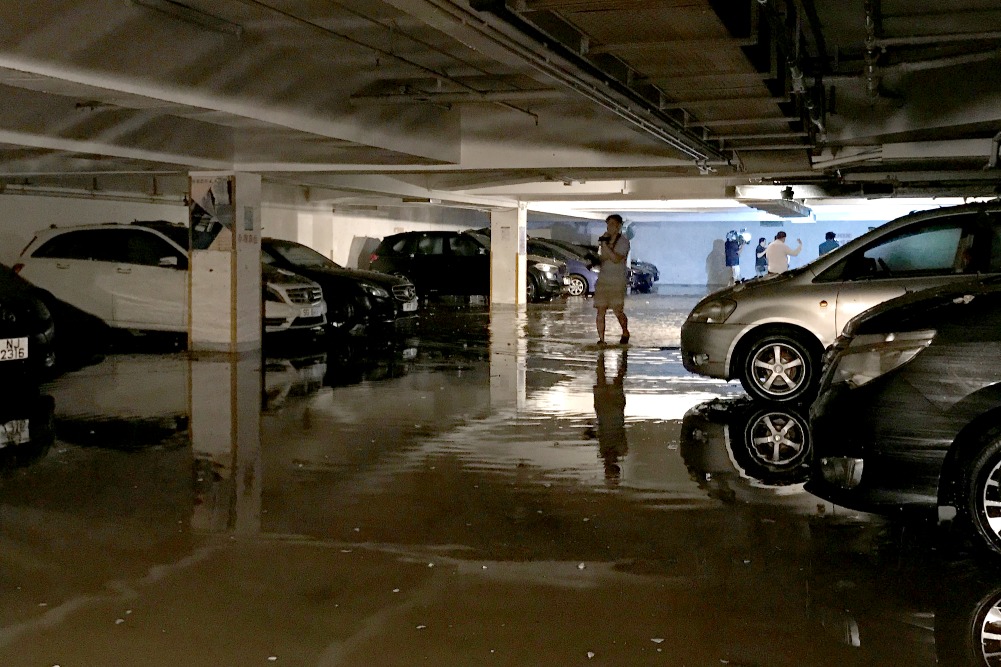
[739,332,818,404]
[965,430,1001,557]
[567,274,587,297]
[743,408,811,470]
[526,276,538,302]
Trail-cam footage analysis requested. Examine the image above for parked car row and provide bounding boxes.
[368,229,567,303]
[367,229,660,301]
[681,201,1001,557]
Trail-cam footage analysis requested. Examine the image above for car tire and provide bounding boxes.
[739,331,819,404]
[526,276,538,302]
[567,274,587,297]
[964,429,1001,557]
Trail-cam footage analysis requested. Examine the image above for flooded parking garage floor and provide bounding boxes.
[2,291,1000,666]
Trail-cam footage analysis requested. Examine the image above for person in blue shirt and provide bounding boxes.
[819,231,840,256]
[754,237,768,277]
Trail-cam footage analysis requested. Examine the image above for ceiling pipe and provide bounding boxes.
[459,0,724,163]
[864,0,880,103]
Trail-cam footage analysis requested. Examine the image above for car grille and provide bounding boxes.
[286,287,323,305]
[393,284,417,302]
[292,315,325,327]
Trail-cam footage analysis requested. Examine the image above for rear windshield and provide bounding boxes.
[266,240,340,268]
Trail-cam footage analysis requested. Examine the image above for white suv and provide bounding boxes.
[15,223,326,335]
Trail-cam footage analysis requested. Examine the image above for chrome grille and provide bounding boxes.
[286,287,322,305]
[393,284,417,302]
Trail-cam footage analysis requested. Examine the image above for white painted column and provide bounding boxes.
[189,355,262,535]
[188,172,262,353]
[489,204,527,308]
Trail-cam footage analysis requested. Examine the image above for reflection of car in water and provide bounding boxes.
[0,390,55,470]
[264,353,328,410]
[805,519,1001,667]
[680,397,813,505]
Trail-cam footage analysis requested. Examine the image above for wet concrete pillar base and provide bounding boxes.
[489,204,527,307]
[189,353,262,535]
[187,172,262,353]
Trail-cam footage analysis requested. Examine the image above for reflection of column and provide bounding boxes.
[189,355,262,535]
[188,172,262,353]
[489,204,527,307]
[489,310,526,410]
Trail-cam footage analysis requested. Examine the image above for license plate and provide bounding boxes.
[0,337,28,362]
[299,306,320,318]
[402,347,418,360]
[0,419,29,447]
[402,301,418,312]
[562,277,570,285]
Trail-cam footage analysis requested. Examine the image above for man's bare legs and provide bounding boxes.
[597,306,628,345]
[613,306,629,343]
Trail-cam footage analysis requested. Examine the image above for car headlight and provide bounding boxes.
[827,329,936,388]
[360,284,389,298]
[687,299,737,324]
[265,287,285,303]
[533,262,558,274]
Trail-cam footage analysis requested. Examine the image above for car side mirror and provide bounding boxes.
[479,247,487,255]
[159,256,179,268]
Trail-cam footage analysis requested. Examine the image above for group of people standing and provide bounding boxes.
[745,230,840,279]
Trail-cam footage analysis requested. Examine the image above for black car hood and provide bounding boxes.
[293,264,408,288]
[845,277,1001,336]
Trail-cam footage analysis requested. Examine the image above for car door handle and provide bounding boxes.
[55,262,70,269]
[116,267,132,274]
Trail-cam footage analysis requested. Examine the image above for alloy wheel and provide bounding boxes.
[749,341,807,398]
[980,598,1001,666]
[745,410,809,468]
[567,275,587,296]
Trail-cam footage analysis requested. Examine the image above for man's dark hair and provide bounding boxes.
[606,214,623,224]
[825,231,836,240]
[776,231,787,240]
[758,237,766,243]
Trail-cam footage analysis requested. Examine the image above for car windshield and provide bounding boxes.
[267,240,341,268]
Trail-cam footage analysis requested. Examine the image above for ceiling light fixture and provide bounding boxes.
[130,0,243,38]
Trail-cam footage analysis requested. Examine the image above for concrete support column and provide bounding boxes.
[188,172,262,353]
[190,355,262,535]
[489,204,527,308]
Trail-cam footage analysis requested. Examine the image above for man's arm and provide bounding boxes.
[788,240,803,256]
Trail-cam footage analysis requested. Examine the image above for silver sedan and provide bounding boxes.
[681,202,1001,403]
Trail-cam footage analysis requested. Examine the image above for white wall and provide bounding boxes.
[0,194,186,265]
[532,217,880,287]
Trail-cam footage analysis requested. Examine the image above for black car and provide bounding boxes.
[368,230,564,302]
[0,263,56,380]
[808,277,1001,555]
[261,238,418,336]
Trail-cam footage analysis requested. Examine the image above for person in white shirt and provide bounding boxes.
[764,231,802,274]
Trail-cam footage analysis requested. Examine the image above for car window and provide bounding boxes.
[389,237,410,254]
[415,235,444,255]
[449,235,481,257]
[823,219,973,281]
[32,230,119,262]
[122,230,180,266]
[528,242,559,260]
[266,240,339,268]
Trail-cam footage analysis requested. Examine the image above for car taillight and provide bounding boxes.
[369,253,379,264]
[11,263,24,274]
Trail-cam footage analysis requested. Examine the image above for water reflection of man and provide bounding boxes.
[593,350,628,482]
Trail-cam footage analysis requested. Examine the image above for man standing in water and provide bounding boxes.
[594,214,631,346]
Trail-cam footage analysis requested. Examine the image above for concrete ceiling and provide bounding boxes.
[0,0,999,214]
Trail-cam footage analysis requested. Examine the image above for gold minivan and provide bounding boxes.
[681,203,1001,403]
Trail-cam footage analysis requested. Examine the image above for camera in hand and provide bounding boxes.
[599,234,611,242]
